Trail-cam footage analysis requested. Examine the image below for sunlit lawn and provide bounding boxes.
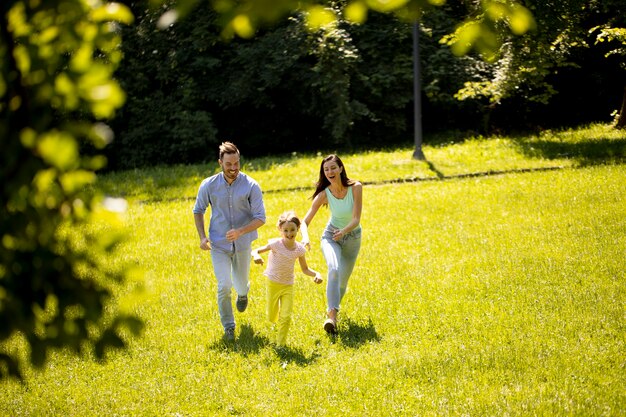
[1,123,625,415]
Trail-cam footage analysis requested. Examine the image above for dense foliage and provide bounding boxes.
[453,0,626,130]
[107,0,625,169]
[0,0,143,379]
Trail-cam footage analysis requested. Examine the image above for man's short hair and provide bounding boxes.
[219,142,239,160]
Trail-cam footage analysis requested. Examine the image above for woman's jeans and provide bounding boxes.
[211,246,251,330]
[320,224,362,312]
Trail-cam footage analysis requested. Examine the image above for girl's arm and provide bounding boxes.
[251,243,271,265]
[301,192,327,249]
[298,255,322,283]
[333,182,362,241]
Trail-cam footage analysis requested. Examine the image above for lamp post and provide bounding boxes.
[412,21,425,160]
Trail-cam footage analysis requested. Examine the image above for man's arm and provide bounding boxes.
[194,212,211,250]
[226,218,264,242]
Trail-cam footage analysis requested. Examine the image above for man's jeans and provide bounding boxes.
[211,246,251,330]
[320,224,362,312]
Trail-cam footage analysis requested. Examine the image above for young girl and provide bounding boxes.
[251,211,323,346]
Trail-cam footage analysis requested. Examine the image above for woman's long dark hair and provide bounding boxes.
[310,154,355,199]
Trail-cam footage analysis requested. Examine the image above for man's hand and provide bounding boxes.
[200,237,211,251]
[226,228,241,242]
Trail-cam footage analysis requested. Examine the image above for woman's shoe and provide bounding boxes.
[323,318,336,334]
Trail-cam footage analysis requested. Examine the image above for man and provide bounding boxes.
[193,142,266,341]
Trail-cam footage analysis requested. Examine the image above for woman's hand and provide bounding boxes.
[332,229,345,241]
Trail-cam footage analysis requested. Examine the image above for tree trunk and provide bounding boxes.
[616,84,626,129]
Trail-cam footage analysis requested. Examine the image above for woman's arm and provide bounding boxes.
[301,192,327,248]
[347,182,363,231]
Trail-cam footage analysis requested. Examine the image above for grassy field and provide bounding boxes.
[1,123,625,415]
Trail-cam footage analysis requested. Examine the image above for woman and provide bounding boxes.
[301,154,362,334]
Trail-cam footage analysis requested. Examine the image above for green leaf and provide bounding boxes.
[60,170,97,193]
[344,1,368,24]
[451,21,481,56]
[366,0,410,13]
[37,132,79,171]
[508,4,535,35]
[305,5,336,31]
[90,3,134,25]
[232,14,255,38]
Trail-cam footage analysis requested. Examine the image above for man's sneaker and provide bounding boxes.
[323,318,337,334]
[236,295,248,312]
[224,328,235,341]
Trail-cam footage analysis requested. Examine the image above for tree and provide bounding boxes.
[1,1,142,379]
[157,0,535,158]
[107,0,536,169]
[449,0,626,131]
[1,0,535,379]
[591,24,626,128]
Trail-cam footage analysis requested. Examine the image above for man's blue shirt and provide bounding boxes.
[193,172,265,252]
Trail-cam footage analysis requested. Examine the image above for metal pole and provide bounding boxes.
[412,21,425,160]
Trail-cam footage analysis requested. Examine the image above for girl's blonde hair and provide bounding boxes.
[277,210,301,228]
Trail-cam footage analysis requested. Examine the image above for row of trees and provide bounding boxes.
[105,0,626,169]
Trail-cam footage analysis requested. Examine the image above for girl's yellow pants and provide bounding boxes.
[267,280,294,345]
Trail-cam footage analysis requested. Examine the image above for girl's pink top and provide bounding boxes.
[264,238,306,285]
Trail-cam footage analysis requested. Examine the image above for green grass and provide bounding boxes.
[1,123,625,415]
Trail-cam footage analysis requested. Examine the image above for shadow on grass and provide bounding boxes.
[273,345,320,366]
[207,323,321,366]
[329,317,380,348]
[512,136,626,166]
[208,323,271,356]
[425,159,445,179]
